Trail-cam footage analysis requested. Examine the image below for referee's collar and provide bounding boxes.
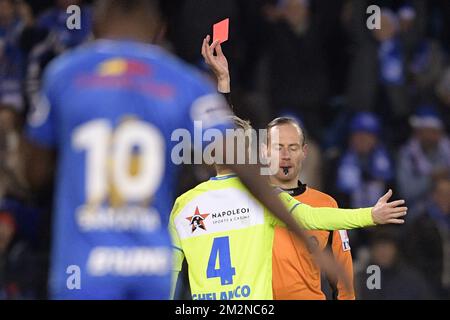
[281,181,307,197]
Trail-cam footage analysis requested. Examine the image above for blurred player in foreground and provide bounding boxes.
[169,112,407,300]
[21,0,335,299]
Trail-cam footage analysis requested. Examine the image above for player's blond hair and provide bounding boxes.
[229,115,252,132]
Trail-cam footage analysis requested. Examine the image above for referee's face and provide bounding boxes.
[268,124,306,182]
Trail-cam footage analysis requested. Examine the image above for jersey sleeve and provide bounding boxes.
[266,190,297,226]
[270,191,375,230]
[25,63,61,148]
[293,204,375,230]
[168,199,185,299]
[169,199,185,272]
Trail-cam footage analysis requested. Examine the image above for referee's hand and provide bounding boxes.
[201,35,230,93]
[371,189,407,224]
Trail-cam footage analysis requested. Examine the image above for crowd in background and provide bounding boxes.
[0,0,449,299]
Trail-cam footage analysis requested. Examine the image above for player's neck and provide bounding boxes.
[215,165,234,176]
[100,33,153,45]
[269,176,298,190]
[98,24,157,44]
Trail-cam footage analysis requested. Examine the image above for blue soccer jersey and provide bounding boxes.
[26,39,232,299]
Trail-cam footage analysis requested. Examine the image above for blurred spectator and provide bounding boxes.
[336,112,393,208]
[345,3,414,114]
[0,0,27,112]
[0,107,28,200]
[409,39,446,106]
[23,0,92,107]
[262,0,330,140]
[373,9,405,86]
[435,67,450,132]
[425,0,450,51]
[343,1,438,146]
[0,101,48,300]
[403,176,450,299]
[356,227,435,299]
[397,106,450,212]
[0,210,38,299]
[22,0,92,53]
[435,67,450,106]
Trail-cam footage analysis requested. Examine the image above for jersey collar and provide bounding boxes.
[281,181,307,197]
[210,173,238,181]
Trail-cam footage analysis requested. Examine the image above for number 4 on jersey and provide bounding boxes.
[207,237,236,285]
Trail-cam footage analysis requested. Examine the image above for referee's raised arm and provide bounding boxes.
[201,35,233,109]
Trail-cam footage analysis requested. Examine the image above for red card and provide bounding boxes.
[213,18,229,44]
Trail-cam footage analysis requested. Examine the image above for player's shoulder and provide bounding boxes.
[173,177,244,212]
[305,187,338,207]
[114,40,214,91]
[151,47,208,83]
[155,50,215,95]
[275,189,300,207]
[172,180,217,213]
